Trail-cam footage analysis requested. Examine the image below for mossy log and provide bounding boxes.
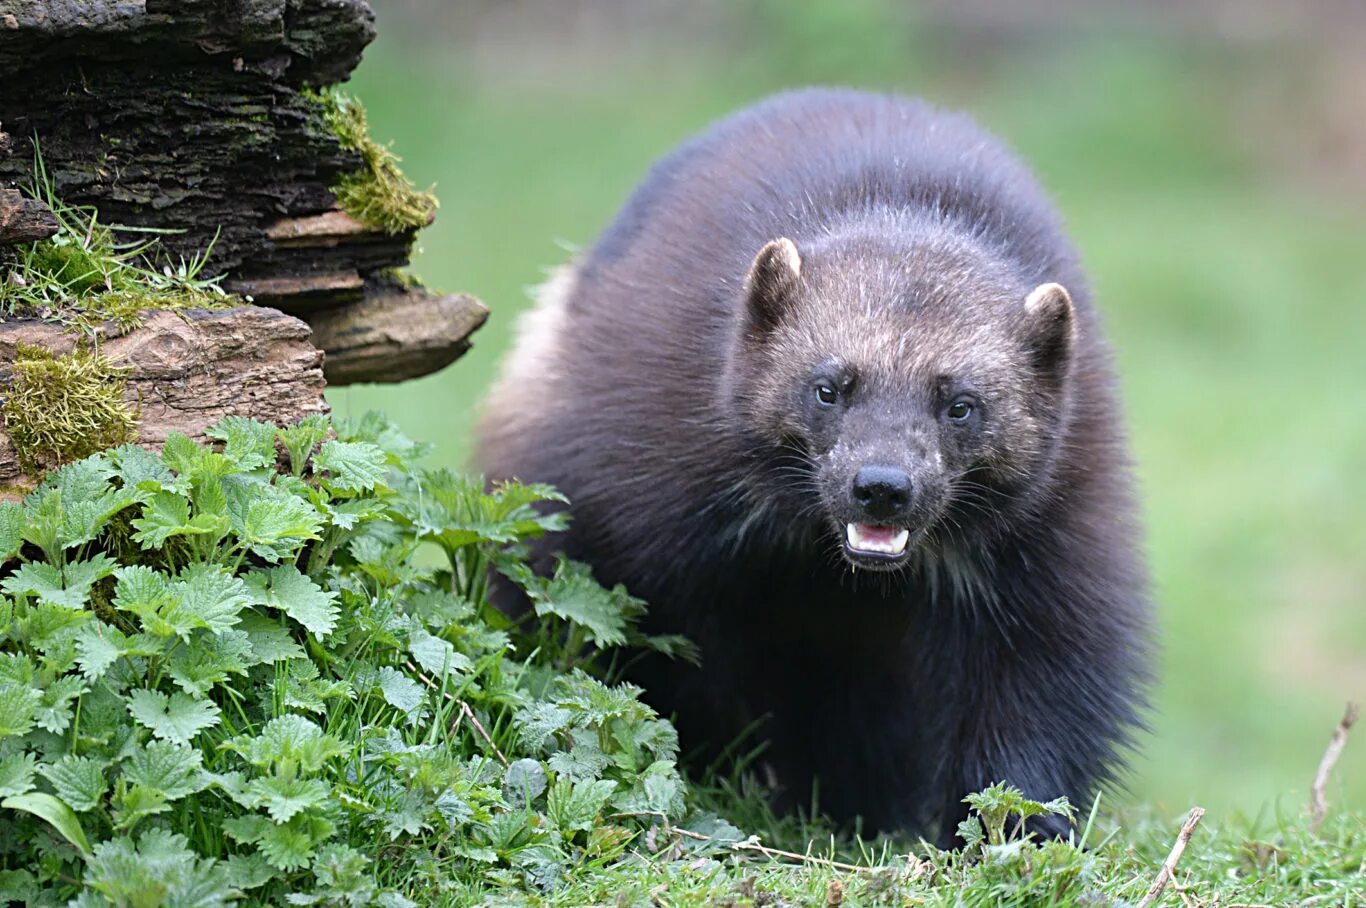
[0,0,482,384]
[0,307,327,492]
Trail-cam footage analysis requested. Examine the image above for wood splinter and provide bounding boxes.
[1135,806,1205,908]
[1309,701,1359,834]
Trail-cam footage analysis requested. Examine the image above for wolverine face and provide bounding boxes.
[726,229,1077,572]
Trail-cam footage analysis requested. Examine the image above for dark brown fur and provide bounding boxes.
[477,89,1150,843]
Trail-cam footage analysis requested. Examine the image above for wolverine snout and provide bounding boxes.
[851,464,913,522]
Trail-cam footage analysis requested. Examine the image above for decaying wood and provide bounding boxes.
[0,307,327,491]
[309,285,489,385]
[0,0,485,385]
[0,189,58,245]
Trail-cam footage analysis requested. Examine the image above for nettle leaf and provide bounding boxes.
[122,741,208,801]
[515,702,573,751]
[395,468,567,550]
[546,778,617,834]
[83,829,235,908]
[281,659,352,714]
[611,760,685,818]
[321,498,384,531]
[277,414,331,476]
[113,782,171,829]
[50,453,115,500]
[224,851,277,891]
[39,755,108,812]
[376,666,424,715]
[315,440,387,493]
[222,813,271,845]
[174,563,250,634]
[132,490,227,549]
[546,728,610,782]
[74,621,128,681]
[246,565,339,639]
[115,564,249,640]
[236,612,306,664]
[223,715,346,775]
[127,689,221,744]
[228,485,323,563]
[109,442,179,492]
[18,601,90,654]
[407,622,472,678]
[61,486,144,551]
[525,558,633,647]
[0,684,39,739]
[2,554,117,610]
[0,502,25,562]
[0,652,35,685]
[259,814,336,872]
[166,629,251,696]
[160,432,215,477]
[34,674,87,734]
[112,565,177,632]
[0,752,37,798]
[207,416,278,471]
[242,774,331,823]
[958,815,986,849]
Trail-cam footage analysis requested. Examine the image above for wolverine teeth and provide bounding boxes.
[845,523,911,556]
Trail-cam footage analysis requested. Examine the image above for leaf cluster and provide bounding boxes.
[0,413,698,905]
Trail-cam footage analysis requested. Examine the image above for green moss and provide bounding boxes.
[69,287,235,334]
[312,87,438,235]
[1,343,137,475]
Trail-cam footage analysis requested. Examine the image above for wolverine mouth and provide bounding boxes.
[844,523,911,564]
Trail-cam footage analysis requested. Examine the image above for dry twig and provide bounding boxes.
[1310,701,1359,834]
[1136,806,1206,908]
[405,660,510,767]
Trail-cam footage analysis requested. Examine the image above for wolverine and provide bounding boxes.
[476,88,1150,844]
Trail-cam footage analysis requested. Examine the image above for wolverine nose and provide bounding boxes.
[851,465,913,521]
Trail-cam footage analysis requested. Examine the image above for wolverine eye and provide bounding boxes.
[946,400,974,422]
[815,384,839,406]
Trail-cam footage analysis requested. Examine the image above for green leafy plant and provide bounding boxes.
[956,781,1076,849]
[0,413,702,905]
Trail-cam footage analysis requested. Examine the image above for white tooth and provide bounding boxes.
[889,528,910,554]
[845,523,911,556]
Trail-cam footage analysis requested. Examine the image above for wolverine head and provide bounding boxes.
[724,223,1079,572]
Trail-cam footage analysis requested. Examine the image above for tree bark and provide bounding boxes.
[310,285,489,385]
[0,307,327,491]
[0,190,58,245]
[0,0,484,385]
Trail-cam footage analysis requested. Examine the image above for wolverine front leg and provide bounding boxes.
[930,628,1140,848]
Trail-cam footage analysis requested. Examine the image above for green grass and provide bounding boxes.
[328,16,1366,822]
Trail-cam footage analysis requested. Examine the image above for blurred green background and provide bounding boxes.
[328,1,1366,818]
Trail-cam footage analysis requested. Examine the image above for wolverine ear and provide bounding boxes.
[1023,282,1076,374]
[742,238,802,339]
